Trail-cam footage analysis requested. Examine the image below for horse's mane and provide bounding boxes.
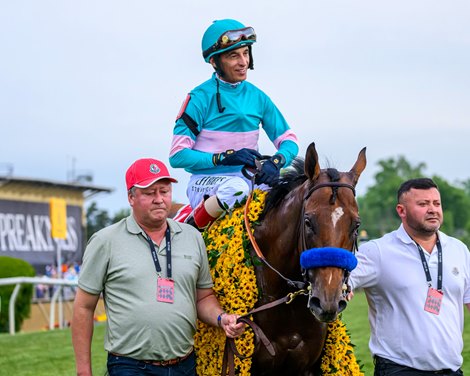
[262,157,307,216]
[261,159,342,218]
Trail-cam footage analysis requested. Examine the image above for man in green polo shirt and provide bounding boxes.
[72,158,244,376]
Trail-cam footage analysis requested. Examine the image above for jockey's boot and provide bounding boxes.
[185,196,224,231]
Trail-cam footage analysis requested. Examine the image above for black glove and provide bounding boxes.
[255,154,285,186]
[213,148,262,168]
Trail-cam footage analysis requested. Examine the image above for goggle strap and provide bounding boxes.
[203,27,256,59]
[203,41,253,59]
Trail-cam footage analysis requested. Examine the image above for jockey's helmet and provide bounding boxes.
[201,19,257,63]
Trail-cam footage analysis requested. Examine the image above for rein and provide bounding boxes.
[222,171,359,375]
[243,180,358,282]
[221,172,312,376]
[299,181,359,294]
[221,289,311,376]
[244,191,307,290]
[242,177,359,307]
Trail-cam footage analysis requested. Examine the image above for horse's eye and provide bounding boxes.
[352,220,361,235]
[305,216,316,234]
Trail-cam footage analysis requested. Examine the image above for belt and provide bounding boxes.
[374,356,458,375]
[111,348,193,367]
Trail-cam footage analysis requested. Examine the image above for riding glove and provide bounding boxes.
[255,154,286,186]
[213,148,262,168]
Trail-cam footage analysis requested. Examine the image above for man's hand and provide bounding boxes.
[213,148,261,168]
[255,154,285,186]
[218,312,245,338]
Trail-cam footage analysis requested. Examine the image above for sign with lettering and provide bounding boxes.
[0,199,83,271]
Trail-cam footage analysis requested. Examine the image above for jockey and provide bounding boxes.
[169,19,299,229]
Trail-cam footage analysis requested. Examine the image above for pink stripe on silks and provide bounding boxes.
[193,129,260,153]
[170,135,195,157]
[273,130,298,149]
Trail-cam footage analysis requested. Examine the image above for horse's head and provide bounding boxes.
[300,142,366,322]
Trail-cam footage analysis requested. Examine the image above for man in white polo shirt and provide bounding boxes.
[349,178,470,375]
[72,158,244,376]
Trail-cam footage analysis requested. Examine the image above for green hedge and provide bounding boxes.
[0,256,35,333]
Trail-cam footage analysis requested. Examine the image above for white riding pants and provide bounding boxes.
[186,172,268,209]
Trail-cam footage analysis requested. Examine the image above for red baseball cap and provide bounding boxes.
[125,158,178,191]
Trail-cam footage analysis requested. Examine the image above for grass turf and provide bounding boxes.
[342,290,470,375]
[0,323,107,376]
[0,291,468,375]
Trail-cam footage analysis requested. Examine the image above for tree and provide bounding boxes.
[358,156,426,238]
[112,208,131,223]
[460,178,470,196]
[86,202,111,240]
[433,176,470,238]
[358,156,470,248]
[85,202,130,240]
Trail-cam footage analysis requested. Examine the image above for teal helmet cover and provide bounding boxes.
[201,19,256,62]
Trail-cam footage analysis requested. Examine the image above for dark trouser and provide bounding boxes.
[107,352,196,376]
[374,356,463,376]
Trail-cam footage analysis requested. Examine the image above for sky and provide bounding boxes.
[1,1,469,215]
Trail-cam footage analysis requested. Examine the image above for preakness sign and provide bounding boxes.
[0,199,83,271]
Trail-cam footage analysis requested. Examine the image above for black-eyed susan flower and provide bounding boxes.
[194,189,363,376]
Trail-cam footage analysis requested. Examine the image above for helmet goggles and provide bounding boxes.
[203,26,256,59]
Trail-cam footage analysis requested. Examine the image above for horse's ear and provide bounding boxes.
[349,147,367,184]
[304,142,321,180]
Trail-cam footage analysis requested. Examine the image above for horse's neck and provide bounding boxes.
[254,187,306,298]
[260,188,304,249]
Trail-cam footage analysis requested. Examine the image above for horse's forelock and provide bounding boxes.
[326,168,340,182]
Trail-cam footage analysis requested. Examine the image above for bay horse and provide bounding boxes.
[246,142,366,375]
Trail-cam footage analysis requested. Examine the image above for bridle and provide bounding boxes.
[299,180,359,293]
[244,178,359,290]
[222,176,360,376]
[299,181,358,252]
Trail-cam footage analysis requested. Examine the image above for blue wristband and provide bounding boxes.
[217,312,226,327]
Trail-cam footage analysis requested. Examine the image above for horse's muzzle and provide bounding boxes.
[307,295,347,322]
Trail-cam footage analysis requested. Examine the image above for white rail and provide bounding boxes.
[0,276,78,335]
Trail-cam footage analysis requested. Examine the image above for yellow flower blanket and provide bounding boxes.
[193,190,363,375]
